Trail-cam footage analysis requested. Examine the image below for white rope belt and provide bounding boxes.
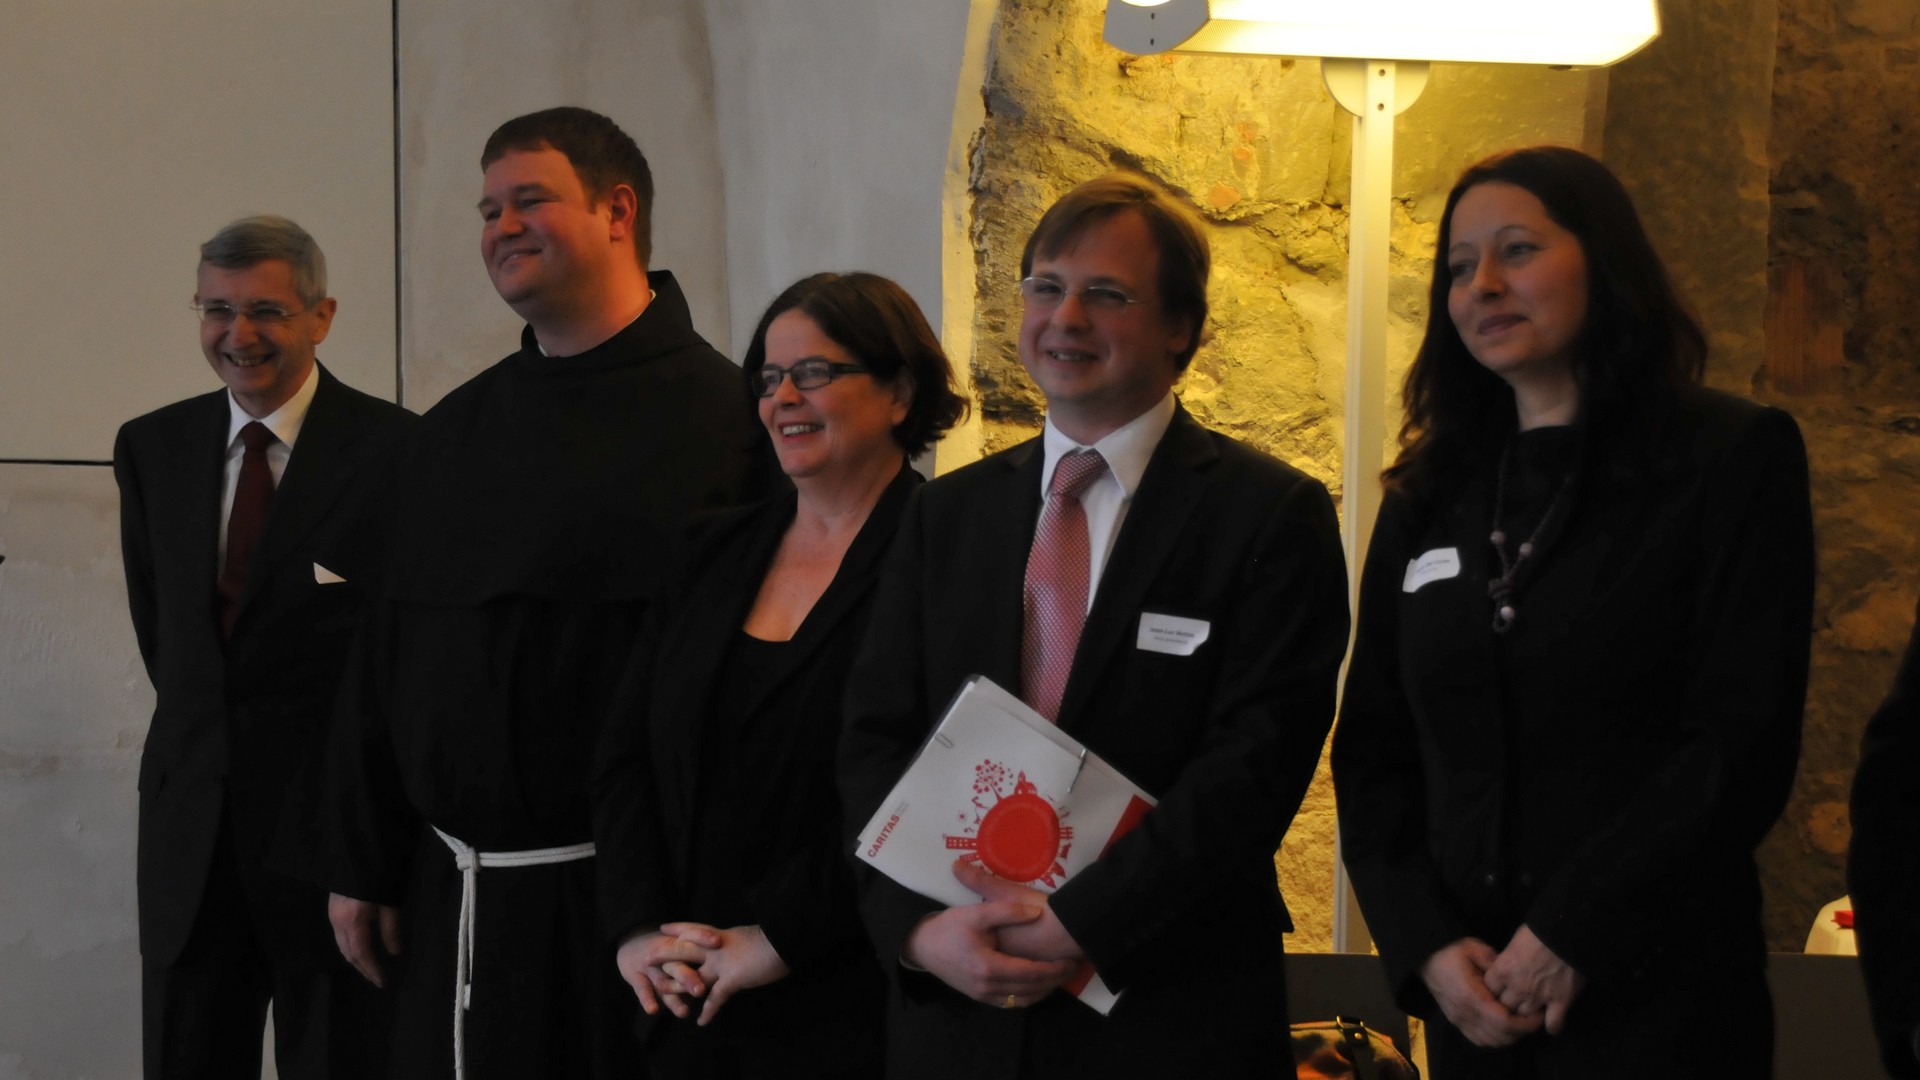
[434,826,595,1080]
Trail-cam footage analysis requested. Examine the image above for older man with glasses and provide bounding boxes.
[114,214,415,1078]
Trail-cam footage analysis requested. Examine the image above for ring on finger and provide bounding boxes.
[1003,994,1017,1009]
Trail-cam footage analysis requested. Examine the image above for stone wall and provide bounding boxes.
[967,0,1597,950]
[1762,0,1920,948]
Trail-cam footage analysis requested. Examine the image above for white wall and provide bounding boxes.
[0,0,398,462]
[703,0,980,353]
[0,464,146,1078]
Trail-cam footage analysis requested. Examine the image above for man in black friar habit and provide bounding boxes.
[317,106,769,1079]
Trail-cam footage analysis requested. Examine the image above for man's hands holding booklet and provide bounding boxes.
[900,858,1087,1008]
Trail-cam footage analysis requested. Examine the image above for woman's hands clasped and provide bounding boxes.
[615,921,791,1026]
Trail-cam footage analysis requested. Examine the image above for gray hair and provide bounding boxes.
[198,215,328,308]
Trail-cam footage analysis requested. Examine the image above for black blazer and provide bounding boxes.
[1852,599,1920,1078]
[114,365,414,968]
[839,406,1350,1078]
[593,465,916,1066]
[1334,392,1812,1025]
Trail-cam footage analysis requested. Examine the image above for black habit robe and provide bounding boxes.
[318,272,771,1079]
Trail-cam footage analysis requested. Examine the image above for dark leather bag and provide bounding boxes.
[1292,1016,1420,1080]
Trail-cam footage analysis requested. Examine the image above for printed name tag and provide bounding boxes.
[1402,548,1460,593]
[1137,613,1210,656]
[313,563,346,585]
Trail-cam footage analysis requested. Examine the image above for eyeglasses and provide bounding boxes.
[752,359,872,398]
[1019,277,1150,313]
[191,301,306,327]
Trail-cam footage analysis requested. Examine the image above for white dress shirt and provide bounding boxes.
[1035,391,1177,611]
[219,363,318,565]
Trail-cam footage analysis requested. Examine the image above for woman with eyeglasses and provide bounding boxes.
[1332,146,1814,1078]
[592,272,968,1078]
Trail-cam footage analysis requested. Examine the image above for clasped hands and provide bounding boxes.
[615,921,791,1026]
[1421,925,1586,1048]
[901,858,1085,1009]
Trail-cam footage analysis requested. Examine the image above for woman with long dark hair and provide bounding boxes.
[1333,146,1814,1077]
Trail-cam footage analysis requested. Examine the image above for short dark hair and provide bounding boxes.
[1387,144,1706,496]
[1020,172,1210,370]
[482,106,655,267]
[742,272,970,458]
[199,215,327,308]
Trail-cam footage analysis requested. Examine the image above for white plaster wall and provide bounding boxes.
[0,465,148,1079]
[396,0,734,408]
[702,0,980,357]
[0,0,397,462]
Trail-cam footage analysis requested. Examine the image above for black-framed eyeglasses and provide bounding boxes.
[1019,277,1149,313]
[752,359,872,398]
[191,301,306,327]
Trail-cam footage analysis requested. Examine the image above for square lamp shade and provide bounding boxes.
[1105,0,1660,67]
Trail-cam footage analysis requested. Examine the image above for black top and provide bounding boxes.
[1335,388,1814,1021]
[690,631,794,916]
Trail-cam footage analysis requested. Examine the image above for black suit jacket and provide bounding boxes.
[1852,599,1920,1078]
[839,405,1349,1078]
[593,466,914,1068]
[115,365,415,968]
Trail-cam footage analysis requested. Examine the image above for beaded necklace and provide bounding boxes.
[1487,438,1573,634]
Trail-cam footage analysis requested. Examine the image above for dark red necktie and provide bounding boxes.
[1021,450,1107,722]
[218,421,276,640]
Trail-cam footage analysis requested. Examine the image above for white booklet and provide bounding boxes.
[853,675,1157,1015]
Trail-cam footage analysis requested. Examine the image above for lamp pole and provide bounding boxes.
[1319,56,1427,953]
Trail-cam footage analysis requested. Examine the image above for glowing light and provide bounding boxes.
[1107,0,1660,66]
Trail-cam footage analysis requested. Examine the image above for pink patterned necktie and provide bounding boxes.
[219,421,276,641]
[1021,449,1108,722]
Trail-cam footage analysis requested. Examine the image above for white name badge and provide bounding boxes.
[1137,612,1210,656]
[313,563,347,585]
[1402,548,1460,593]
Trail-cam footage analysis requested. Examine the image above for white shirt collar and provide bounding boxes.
[227,362,319,450]
[1039,391,1177,499]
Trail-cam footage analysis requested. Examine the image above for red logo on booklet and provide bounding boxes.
[944,761,1074,888]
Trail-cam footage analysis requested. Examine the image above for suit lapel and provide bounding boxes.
[166,394,232,641]
[737,465,921,721]
[1057,407,1214,732]
[239,367,360,620]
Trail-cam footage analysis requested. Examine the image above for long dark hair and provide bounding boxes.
[1385,145,1705,498]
